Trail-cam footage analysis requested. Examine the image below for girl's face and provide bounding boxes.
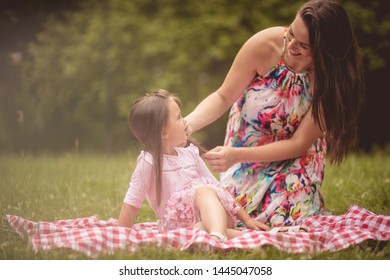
[285,14,313,72]
[161,98,188,155]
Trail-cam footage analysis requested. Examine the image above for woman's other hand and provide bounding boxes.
[203,146,234,172]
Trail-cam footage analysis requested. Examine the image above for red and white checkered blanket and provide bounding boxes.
[6,205,389,258]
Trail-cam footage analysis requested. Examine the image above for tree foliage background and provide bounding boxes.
[0,0,389,154]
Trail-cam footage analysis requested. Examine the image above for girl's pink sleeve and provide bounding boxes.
[123,157,152,208]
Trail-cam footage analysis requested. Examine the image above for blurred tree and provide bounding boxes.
[1,0,389,153]
[16,0,302,152]
[340,0,390,150]
[0,0,79,152]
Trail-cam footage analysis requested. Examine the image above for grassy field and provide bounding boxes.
[0,149,389,260]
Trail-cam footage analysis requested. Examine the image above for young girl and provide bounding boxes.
[118,89,269,242]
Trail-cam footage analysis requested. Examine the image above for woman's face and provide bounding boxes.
[285,14,313,72]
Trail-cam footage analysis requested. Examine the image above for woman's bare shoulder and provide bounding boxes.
[250,26,285,50]
[245,27,285,74]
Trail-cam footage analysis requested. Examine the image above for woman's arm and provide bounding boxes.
[184,91,232,133]
[185,27,283,133]
[204,107,323,172]
[117,203,139,228]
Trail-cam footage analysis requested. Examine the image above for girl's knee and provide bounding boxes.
[195,185,216,198]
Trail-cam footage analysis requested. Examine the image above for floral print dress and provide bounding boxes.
[220,37,327,227]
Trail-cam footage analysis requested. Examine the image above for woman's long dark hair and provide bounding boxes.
[300,0,364,164]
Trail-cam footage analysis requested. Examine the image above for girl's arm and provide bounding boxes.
[236,206,270,231]
[119,155,152,228]
[117,203,139,228]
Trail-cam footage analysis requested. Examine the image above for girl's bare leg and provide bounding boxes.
[194,186,242,240]
[194,221,243,239]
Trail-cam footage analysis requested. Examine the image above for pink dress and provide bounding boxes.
[123,144,240,231]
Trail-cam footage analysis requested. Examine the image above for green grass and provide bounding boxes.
[0,150,389,260]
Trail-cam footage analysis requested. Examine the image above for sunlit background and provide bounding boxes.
[0,0,389,154]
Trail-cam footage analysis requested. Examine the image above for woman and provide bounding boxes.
[185,0,364,227]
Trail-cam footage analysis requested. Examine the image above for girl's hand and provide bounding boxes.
[244,218,270,231]
[235,206,269,231]
[203,146,234,172]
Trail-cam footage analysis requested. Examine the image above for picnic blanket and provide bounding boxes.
[6,205,389,258]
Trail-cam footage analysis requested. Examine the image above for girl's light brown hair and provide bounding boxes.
[128,89,174,206]
[128,89,206,205]
[299,0,364,164]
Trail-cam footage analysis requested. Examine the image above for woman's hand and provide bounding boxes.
[203,146,234,172]
[183,118,193,137]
